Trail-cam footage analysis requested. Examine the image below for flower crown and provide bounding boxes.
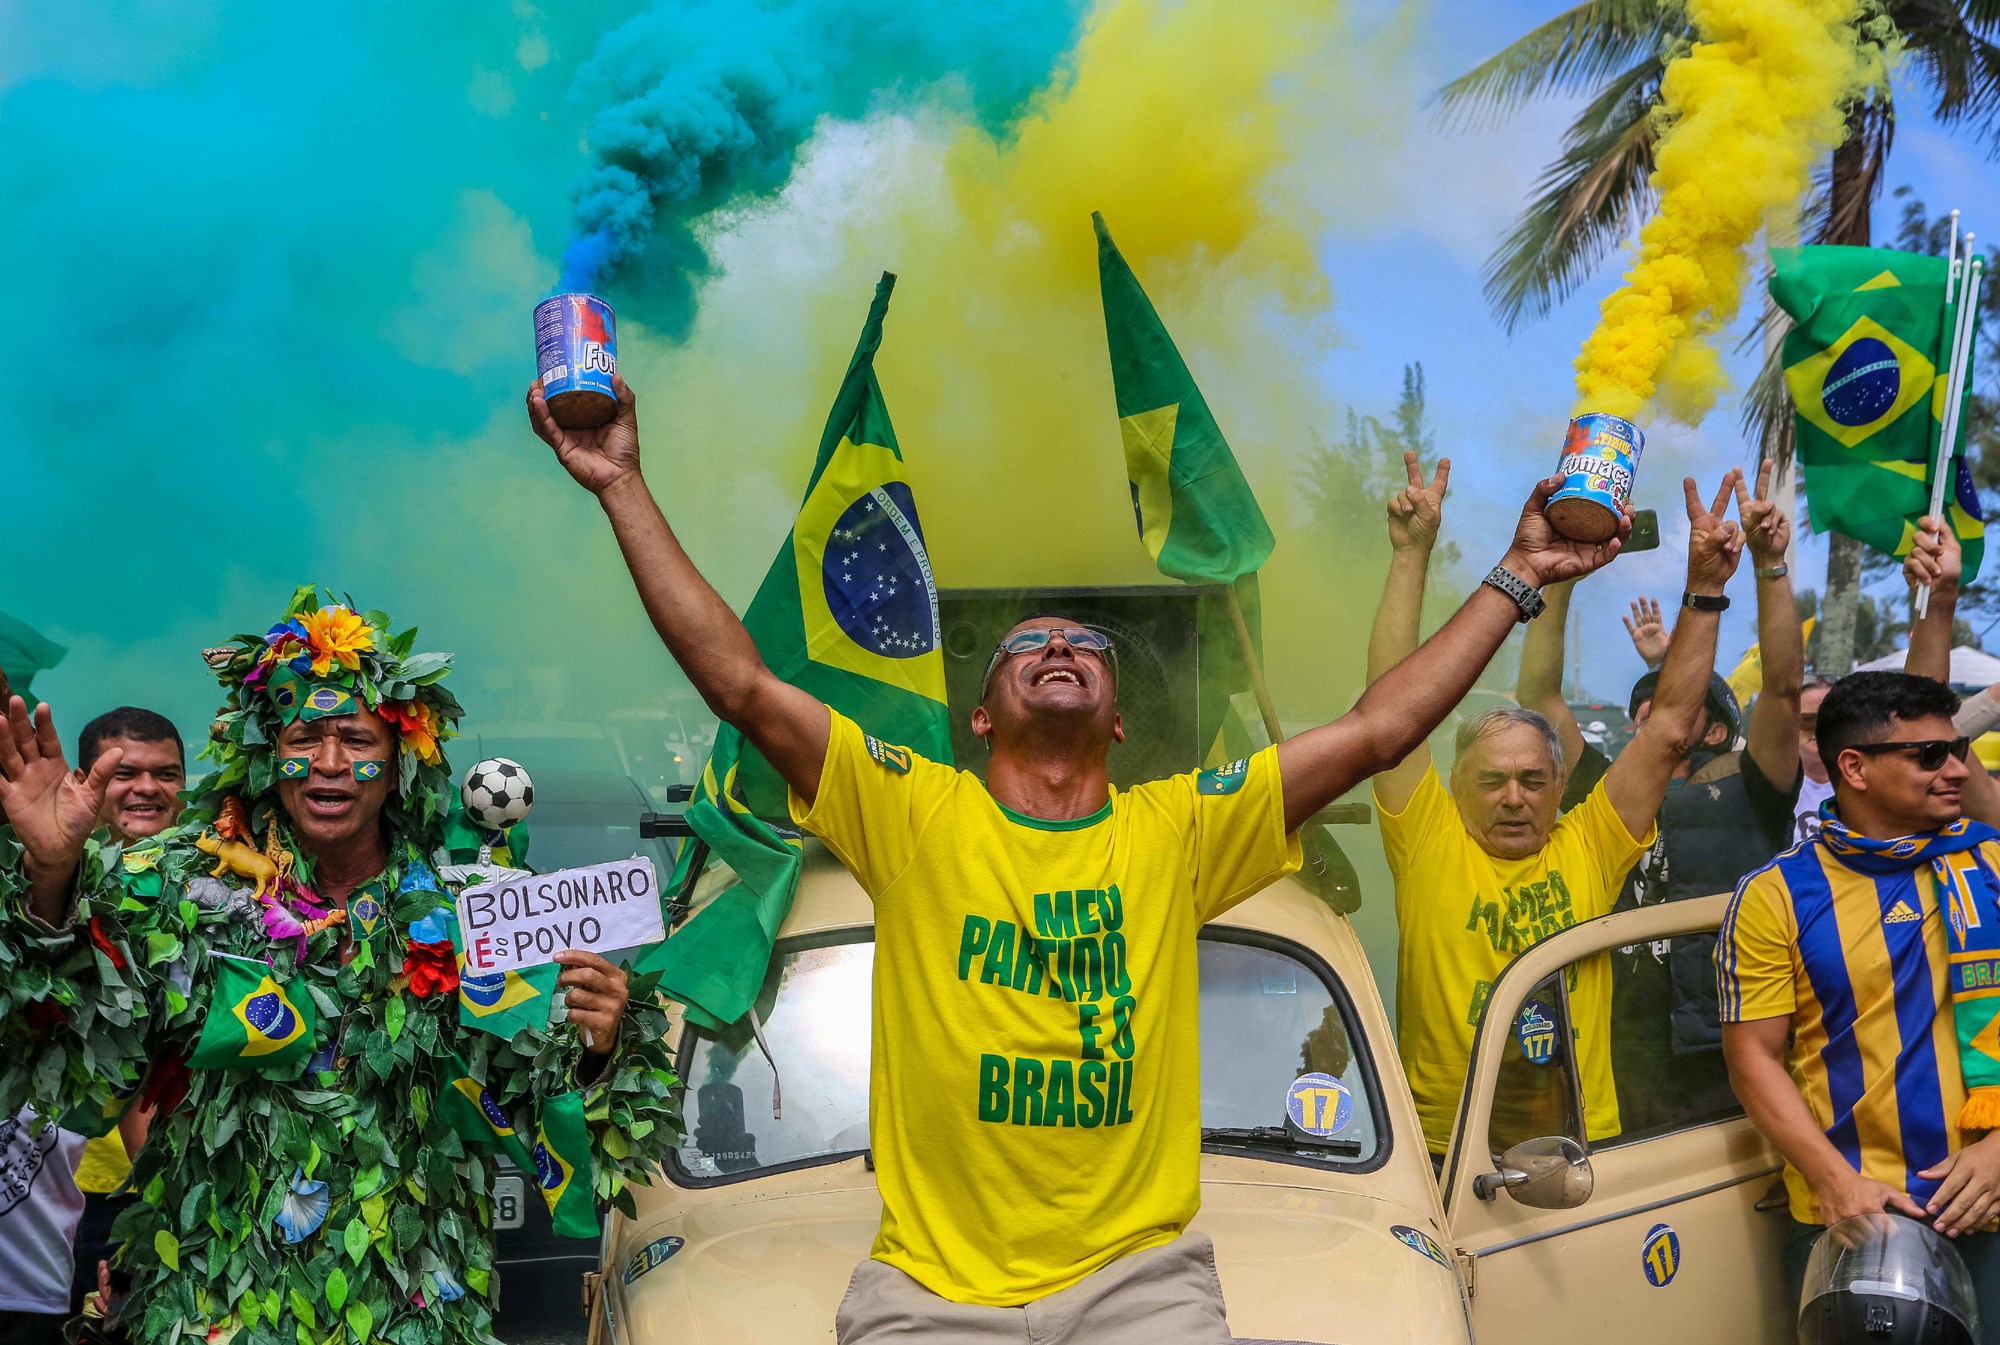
[198,585,463,834]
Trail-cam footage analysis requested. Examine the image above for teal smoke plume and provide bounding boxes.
[558,0,1087,333]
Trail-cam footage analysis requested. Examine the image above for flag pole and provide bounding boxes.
[1918,236,1979,619]
[1222,583,1342,891]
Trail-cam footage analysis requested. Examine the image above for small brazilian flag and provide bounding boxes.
[456,963,560,1041]
[1095,212,1275,587]
[189,953,317,1072]
[438,1055,535,1170]
[532,1090,598,1238]
[638,273,952,1029]
[1770,245,1984,580]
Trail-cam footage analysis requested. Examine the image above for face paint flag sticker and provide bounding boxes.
[1285,1072,1353,1137]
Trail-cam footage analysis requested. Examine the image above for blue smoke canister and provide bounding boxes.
[1544,412,1644,543]
[533,293,619,429]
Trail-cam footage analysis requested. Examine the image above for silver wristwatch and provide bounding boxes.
[1482,564,1545,622]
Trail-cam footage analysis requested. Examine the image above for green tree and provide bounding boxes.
[1440,0,2000,674]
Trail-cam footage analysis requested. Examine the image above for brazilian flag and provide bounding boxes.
[456,964,559,1041]
[438,1055,535,1170]
[531,1089,598,1238]
[189,953,317,1072]
[0,610,65,710]
[1770,245,1984,579]
[1095,212,1274,587]
[639,273,952,1028]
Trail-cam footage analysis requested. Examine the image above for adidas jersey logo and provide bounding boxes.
[1884,900,1921,925]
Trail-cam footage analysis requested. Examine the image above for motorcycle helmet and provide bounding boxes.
[1799,1213,1978,1345]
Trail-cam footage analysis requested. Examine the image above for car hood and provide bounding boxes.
[609,1180,1468,1345]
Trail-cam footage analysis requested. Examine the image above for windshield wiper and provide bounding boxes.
[1202,1125,1362,1157]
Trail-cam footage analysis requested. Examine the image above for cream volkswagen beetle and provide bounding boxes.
[576,589,1797,1344]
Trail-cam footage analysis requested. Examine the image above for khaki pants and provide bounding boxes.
[834,1233,1319,1344]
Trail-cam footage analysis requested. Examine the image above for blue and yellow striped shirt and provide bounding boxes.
[1718,836,2000,1223]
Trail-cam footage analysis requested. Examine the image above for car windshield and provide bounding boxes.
[671,931,1382,1182]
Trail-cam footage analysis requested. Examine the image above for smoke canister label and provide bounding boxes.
[534,293,618,427]
[1546,412,1644,542]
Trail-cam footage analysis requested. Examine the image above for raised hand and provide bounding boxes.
[1386,450,1451,553]
[1621,597,1670,667]
[1502,472,1630,588]
[1906,515,1962,593]
[0,697,117,877]
[1685,471,1746,595]
[555,949,629,1057]
[1736,459,1791,567]
[527,371,642,496]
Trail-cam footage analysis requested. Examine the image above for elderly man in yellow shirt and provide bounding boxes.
[1366,453,1747,1159]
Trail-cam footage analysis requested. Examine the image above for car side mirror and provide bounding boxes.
[1473,1135,1593,1209]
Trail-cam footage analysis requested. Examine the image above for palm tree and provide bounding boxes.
[1440,0,2000,673]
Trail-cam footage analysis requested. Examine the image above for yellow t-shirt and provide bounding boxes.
[75,1131,130,1195]
[1375,765,1654,1152]
[791,709,1302,1307]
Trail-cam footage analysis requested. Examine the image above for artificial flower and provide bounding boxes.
[402,938,459,998]
[274,1171,330,1244]
[86,916,126,970]
[379,700,442,765]
[299,605,375,676]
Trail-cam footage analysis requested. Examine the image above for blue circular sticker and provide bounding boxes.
[1285,1072,1353,1137]
[1641,1223,1681,1287]
[1390,1224,1452,1269]
[1517,1000,1558,1066]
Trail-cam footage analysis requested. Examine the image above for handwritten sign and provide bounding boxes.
[455,855,664,974]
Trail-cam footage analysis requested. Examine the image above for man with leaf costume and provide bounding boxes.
[0,587,680,1345]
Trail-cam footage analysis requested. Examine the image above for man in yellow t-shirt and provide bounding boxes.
[538,375,1629,1339]
[1366,455,1748,1157]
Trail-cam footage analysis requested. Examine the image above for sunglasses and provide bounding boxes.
[981,627,1116,695]
[1850,737,1972,771]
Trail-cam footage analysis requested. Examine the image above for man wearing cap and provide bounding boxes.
[1517,460,1804,1131]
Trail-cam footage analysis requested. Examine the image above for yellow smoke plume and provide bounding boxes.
[627,0,1353,596]
[1572,0,1883,422]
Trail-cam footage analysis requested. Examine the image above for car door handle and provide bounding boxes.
[1754,1187,1789,1213]
[1472,1167,1530,1201]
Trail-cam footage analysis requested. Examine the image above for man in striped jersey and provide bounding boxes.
[1720,669,2000,1328]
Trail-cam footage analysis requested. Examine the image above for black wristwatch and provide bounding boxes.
[1483,565,1546,622]
[1682,590,1730,613]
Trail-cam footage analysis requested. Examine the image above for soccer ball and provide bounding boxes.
[462,758,534,831]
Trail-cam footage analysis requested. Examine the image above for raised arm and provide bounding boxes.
[1738,462,1803,793]
[0,697,121,925]
[1362,451,1450,812]
[1517,580,1584,774]
[1899,521,2000,825]
[1279,470,1629,830]
[529,375,831,802]
[1602,473,1745,838]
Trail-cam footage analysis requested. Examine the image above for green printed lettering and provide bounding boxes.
[978,1054,1009,1122]
[1099,884,1124,931]
[1011,933,1046,995]
[1103,931,1131,995]
[1034,891,1078,939]
[1074,938,1105,1001]
[980,920,1017,986]
[1044,1059,1077,1127]
[958,916,993,982]
[1110,995,1136,1060]
[1077,889,1102,935]
[1012,1057,1045,1127]
[1104,1054,1124,1126]
[1077,1060,1107,1128]
[1077,1003,1104,1060]
[1465,979,1493,1026]
[1049,939,1079,1002]
[1115,1060,1136,1124]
